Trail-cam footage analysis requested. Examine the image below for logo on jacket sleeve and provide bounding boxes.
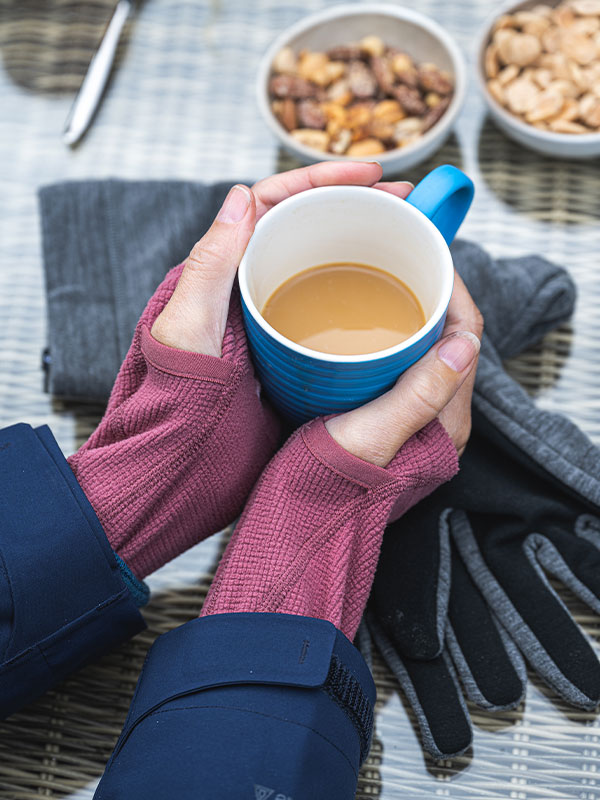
[254,785,293,800]
[254,786,274,800]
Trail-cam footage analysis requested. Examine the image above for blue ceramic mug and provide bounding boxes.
[239,164,474,423]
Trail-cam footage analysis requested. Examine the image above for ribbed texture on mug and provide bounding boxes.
[242,299,447,423]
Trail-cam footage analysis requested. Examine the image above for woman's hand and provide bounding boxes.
[150,161,413,357]
[326,271,482,465]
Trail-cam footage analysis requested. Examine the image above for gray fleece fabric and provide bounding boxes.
[39,180,235,401]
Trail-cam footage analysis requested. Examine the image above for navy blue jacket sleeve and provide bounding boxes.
[0,423,145,719]
[94,612,376,800]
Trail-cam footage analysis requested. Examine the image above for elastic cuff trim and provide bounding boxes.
[141,325,235,383]
[113,553,150,607]
[301,417,395,490]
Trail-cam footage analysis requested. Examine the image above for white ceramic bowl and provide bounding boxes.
[257,4,467,177]
[476,0,600,158]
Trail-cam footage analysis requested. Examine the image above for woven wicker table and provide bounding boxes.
[1,0,600,797]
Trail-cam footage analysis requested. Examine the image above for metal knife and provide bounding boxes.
[63,0,134,146]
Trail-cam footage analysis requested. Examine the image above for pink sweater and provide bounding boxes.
[68,264,281,578]
[202,416,457,641]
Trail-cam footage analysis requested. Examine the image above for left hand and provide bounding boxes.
[326,271,483,465]
[150,162,414,358]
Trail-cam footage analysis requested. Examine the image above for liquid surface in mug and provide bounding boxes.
[262,262,426,355]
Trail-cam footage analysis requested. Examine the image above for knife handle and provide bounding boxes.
[63,0,133,146]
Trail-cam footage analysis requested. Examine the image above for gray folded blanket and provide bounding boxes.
[38,180,575,402]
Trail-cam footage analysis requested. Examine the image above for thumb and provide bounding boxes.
[151,184,255,356]
[325,331,480,467]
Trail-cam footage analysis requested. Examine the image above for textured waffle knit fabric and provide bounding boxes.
[202,417,458,640]
[68,264,281,578]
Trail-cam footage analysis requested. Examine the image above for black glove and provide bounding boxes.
[366,244,600,759]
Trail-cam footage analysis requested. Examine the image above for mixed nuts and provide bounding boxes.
[268,35,454,155]
[484,0,600,133]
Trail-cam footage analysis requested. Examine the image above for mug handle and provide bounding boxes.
[405,164,474,245]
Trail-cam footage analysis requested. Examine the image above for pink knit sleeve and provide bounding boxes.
[201,416,458,641]
[68,264,281,579]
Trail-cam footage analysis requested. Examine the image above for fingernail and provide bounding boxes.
[437,331,480,372]
[217,185,251,224]
[401,181,415,190]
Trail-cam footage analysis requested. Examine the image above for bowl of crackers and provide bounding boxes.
[257,4,467,176]
[478,0,600,158]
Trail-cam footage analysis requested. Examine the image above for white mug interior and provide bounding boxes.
[239,185,454,362]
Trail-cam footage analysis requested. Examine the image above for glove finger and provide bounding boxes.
[371,504,451,660]
[446,544,526,710]
[534,516,600,616]
[368,612,472,760]
[452,510,600,710]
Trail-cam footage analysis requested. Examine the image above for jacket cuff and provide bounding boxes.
[95,613,375,800]
[0,423,145,719]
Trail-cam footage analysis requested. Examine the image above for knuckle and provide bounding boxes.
[186,239,225,277]
[408,368,449,415]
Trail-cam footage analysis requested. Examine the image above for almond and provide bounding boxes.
[272,98,297,131]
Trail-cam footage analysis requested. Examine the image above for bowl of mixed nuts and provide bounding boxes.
[478,0,600,157]
[257,4,467,176]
